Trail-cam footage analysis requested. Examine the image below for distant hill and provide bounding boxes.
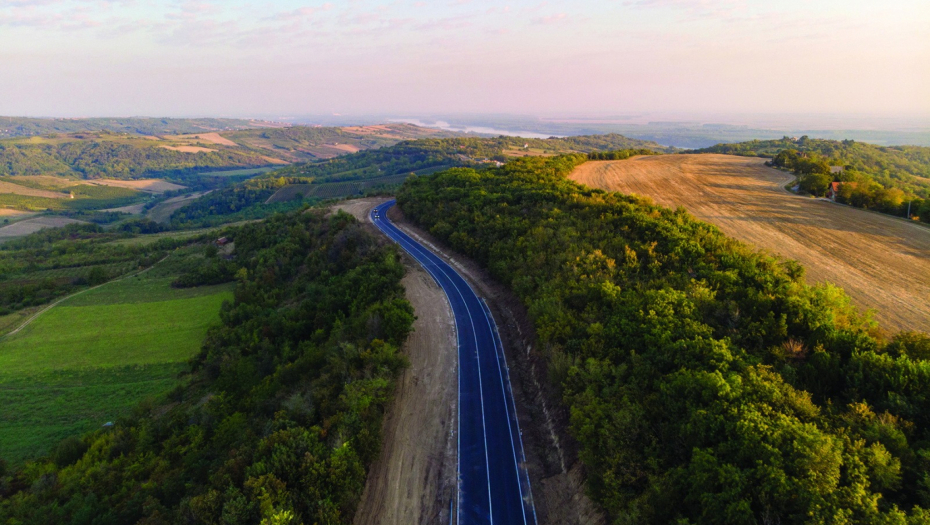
[172,135,671,227]
[0,117,285,139]
[0,133,274,181]
[218,124,462,162]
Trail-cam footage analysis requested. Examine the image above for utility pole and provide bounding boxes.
[907,200,912,220]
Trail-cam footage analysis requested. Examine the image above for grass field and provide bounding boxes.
[0,272,232,465]
[569,154,930,334]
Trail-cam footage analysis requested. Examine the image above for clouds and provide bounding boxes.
[0,0,926,117]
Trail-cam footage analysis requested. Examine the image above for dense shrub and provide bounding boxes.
[0,211,414,524]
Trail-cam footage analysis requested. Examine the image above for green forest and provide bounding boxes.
[0,136,273,180]
[0,210,414,524]
[398,154,930,523]
[699,137,930,221]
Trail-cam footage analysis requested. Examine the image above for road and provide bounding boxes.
[371,200,536,525]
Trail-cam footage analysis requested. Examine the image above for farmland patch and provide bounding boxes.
[569,154,930,333]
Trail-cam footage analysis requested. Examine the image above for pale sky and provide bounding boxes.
[0,0,928,119]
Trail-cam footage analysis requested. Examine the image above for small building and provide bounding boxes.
[826,182,857,201]
[215,237,229,246]
[830,166,845,174]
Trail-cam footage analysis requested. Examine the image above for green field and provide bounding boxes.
[0,273,232,465]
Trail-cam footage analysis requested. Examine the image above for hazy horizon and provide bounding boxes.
[1,0,927,119]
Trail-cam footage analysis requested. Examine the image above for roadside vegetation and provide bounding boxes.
[398,154,930,523]
[698,137,930,222]
[0,210,415,524]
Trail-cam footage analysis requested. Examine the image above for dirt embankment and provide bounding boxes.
[337,199,459,525]
[337,197,605,524]
[384,205,606,525]
[569,154,930,334]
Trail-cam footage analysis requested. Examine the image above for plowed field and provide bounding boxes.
[570,154,930,334]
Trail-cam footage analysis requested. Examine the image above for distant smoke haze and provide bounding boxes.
[0,0,927,122]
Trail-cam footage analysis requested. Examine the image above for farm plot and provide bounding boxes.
[0,273,232,465]
[569,154,930,333]
[86,178,185,193]
[0,216,87,242]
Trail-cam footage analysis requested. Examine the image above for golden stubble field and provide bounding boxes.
[570,154,930,334]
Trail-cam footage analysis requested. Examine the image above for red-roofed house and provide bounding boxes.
[826,182,857,201]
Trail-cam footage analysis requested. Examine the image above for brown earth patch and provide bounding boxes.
[160,145,216,153]
[102,203,146,214]
[86,179,186,194]
[0,181,68,199]
[261,155,289,165]
[0,216,87,242]
[327,143,361,153]
[173,132,239,147]
[569,154,930,334]
[147,191,211,223]
[0,209,36,219]
[329,198,388,221]
[3,176,78,190]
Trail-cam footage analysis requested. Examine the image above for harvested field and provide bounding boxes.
[2,176,78,190]
[165,132,239,147]
[0,217,87,242]
[0,209,35,219]
[569,154,930,334]
[0,180,67,199]
[160,145,216,153]
[87,179,185,193]
[261,155,289,165]
[327,143,361,153]
[147,191,210,223]
[102,203,146,214]
[331,198,458,525]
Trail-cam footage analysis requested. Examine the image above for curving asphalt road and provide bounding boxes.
[371,200,537,525]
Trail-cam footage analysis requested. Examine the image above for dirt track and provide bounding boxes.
[335,199,459,525]
[570,154,930,334]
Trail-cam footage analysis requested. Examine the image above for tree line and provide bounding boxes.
[398,153,930,523]
[699,136,930,222]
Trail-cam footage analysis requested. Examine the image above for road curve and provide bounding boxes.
[371,200,536,525]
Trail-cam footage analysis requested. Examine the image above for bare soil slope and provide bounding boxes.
[0,181,68,199]
[87,179,185,193]
[0,217,87,242]
[570,154,930,334]
[334,199,459,525]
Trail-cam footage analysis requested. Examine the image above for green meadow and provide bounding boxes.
[0,273,232,465]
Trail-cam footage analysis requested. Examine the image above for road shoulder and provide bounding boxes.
[336,198,459,525]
